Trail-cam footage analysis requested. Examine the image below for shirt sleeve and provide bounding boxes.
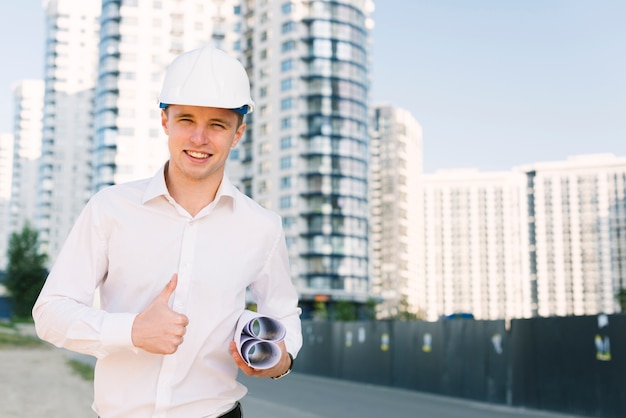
[250,222,303,358]
[32,196,137,359]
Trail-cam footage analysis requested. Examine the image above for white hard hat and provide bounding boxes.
[159,45,255,114]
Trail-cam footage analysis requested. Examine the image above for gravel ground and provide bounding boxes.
[0,327,97,418]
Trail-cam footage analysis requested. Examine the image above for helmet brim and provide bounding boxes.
[159,102,250,115]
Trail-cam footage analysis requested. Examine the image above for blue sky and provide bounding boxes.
[1,1,624,172]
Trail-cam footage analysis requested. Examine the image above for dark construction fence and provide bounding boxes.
[295,315,626,418]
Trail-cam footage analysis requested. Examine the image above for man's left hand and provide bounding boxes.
[229,340,291,378]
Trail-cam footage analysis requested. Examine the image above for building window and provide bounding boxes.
[280,117,292,129]
[259,141,271,155]
[281,39,296,52]
[280,97,293,110]
[234,5,241,15]
[229,148,239,161]
[282,216,294,229]
[280,195,292,209]
[281,21,294,33]
[280,78,292,91]
[280,176,292,189]
[259,161,270,174]
[280,58,293,72]
[280,155,292,169]
[280,135,292,149]
[281,2,292,14]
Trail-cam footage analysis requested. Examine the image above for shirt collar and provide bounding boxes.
[142,163,238,211]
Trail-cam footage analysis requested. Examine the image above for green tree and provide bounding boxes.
[333,300,357,321]
[5,222,48,319]
[360,297,378,320]
[390,295,423,321]
[312,301,328,321]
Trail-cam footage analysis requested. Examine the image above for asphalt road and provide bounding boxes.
[63,347,590,418]
[238,372,590,418]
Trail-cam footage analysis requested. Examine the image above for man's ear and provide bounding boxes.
[231,123,246,148]
[161,109,169,135]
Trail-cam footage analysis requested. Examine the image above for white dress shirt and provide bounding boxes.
[33,165,302,418]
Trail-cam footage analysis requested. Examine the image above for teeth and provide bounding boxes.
[187,151,209,158]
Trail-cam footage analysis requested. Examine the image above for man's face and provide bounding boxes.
[162,105,245,185]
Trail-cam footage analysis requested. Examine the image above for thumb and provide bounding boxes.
[156,274,178,304]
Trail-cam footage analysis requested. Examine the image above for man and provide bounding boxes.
[33,45,302,418]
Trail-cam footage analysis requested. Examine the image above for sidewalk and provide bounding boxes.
[0,332,97,417]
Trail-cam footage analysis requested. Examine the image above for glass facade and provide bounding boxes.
[298,1,371,308]
[235,0,373,316]
[93,0,121,190]
[35,1,101,264]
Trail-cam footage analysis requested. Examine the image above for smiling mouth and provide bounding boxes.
[186,150,211,159]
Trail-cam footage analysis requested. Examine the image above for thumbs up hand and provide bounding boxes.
[131,274,189,354]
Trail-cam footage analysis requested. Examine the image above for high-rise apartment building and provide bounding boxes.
[36,0,101,264]
[521,154,626,317]
[422,169,530,321]
[94,0,241,191]
[35,0,374,315]
[369,105,423,318]
[234,0,374,316]
[0,133,14,270]
[39,0,242,264]
[9,80,44,236]
[420,154,626,321]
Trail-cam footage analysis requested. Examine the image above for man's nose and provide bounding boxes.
[190,126,210,144]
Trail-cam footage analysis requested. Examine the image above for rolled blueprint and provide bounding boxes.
[235,310,286,369]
